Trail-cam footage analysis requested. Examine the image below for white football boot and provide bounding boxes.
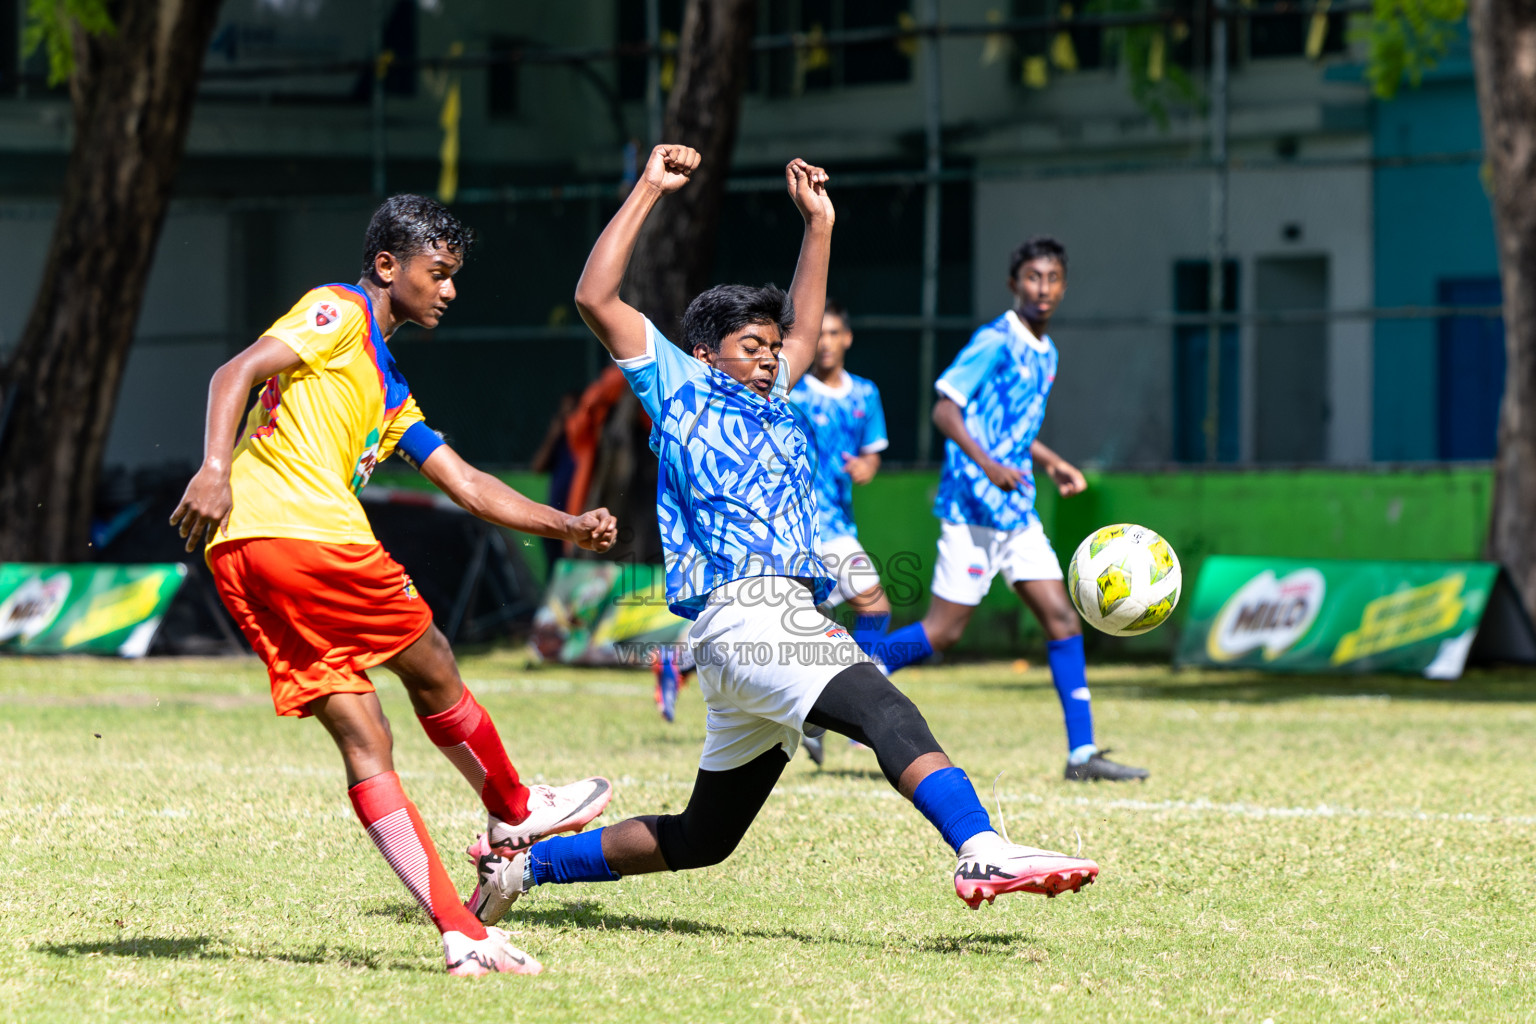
[953,834,1099,908]
[486,777,613,853]
[442,926,542,976]
[465,835,529,927]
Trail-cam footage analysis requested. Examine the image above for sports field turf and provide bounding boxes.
[2,653,1533,1022]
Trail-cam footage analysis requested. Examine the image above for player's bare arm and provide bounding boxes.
[780,159,835,387]
[170,335,304,552]
[843,452,881,485]
[932,397,1027,492]
[1030,439,1086,496]
[418,445,618,552]
[574,144,701,361]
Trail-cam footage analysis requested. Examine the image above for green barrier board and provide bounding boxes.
[530,560,685,665]
[1174,556,1509,678]
[0,563,187,657]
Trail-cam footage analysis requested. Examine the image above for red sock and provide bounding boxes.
[348,771,486,939]
[418,689,531,824]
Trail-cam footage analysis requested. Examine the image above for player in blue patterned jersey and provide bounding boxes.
[875,237,1149,783]
[786,301,892,763]
[460,147,1099,924]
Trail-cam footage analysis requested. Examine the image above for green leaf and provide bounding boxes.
[1086,0,1205,128]
[1356,0,1468,99]
[22,0,116,87]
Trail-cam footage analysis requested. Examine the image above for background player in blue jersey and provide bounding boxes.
[787,301,891,763]
[462,146,1099,925]
[876,237,1149,783]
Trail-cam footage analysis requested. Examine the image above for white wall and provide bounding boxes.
[103,213,236,472]
[974,160,1372,466]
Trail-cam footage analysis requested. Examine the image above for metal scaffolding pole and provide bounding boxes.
[1204,0,1230,464]
[917,0,943,464]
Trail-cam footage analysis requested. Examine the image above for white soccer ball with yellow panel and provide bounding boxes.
[1067,524,1182,637]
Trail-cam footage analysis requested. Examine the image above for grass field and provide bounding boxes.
[3,653,1535,1022]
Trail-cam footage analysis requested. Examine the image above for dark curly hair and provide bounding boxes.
[1008,235,1068,279]
[681,284,795,354]
[824,298,850,327]
[361,194,474,276]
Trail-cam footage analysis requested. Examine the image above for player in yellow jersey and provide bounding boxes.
[170,195,615,977]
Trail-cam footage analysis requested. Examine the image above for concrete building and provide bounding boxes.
[0,0,1496,477]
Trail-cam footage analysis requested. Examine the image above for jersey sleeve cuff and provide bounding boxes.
[859,438,890,455]
[613,318,660,369]
[395,421,446,471]
[934,379,970,409]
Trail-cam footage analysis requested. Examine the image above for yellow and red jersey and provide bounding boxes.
[208,283,445,553]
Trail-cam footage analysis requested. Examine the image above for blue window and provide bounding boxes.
[1437,277,1505,461]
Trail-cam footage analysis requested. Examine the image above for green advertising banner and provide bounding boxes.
[530,560,687,665]
[0,563,188,658]
[1174,556,1513,678]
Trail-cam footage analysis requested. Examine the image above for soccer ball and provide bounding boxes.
[1067,524,1182,637]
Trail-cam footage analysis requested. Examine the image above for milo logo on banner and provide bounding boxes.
[1177,555,1518,678]
[0,572,73,643]
[1206,569,1326,662]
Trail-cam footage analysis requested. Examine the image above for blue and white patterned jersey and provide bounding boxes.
[787,371,889,542]
[617,318,834,619]
[932,310,1059,531]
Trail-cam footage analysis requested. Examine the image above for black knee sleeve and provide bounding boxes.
[804,662,945,787]
[654,747,788,871]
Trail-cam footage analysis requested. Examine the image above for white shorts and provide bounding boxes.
[930,519,1063,607]
[818,533,883,606]
[688,575,873,771]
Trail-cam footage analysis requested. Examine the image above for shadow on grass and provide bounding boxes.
[36,935,425,972]
[363,899,427,924]
[912,932,1048,958]
[977,668,1536,705]
[514,904,735,937]
[808,766,886,783]
[514,903,1037,956]
[37,936,231,961]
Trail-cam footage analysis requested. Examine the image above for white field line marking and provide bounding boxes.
[4,781,1531,833]
[1043,793,1536,827]
[774,784,1536,827]
[464,677,649,698]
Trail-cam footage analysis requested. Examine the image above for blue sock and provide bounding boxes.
[1046,635,1096,757]
[852,613,891,658]
[527,828,619,885]
[880,621,933,672]
[911,767,994,853]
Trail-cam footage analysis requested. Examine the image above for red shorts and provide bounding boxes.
[210,538,434,717]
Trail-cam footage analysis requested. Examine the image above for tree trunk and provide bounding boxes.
[0,0,224,562]
[627,0,759,332]
[589,0,757,564]
[1473,0,1536,613]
